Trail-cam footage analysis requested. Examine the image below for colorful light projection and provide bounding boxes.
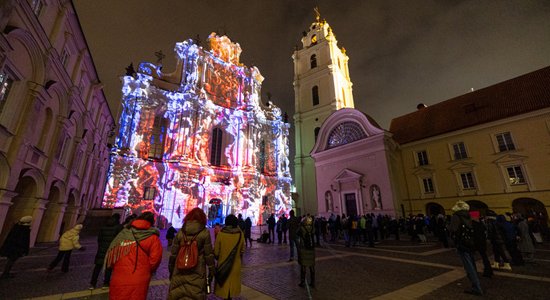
[103,33,292,228]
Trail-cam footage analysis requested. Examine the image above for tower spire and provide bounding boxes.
[314,6,321,21]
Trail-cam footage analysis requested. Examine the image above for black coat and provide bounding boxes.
[0,224,30,260]
[472,220,488,251]
[94,219,123,265]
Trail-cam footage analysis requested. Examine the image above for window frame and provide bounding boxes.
[210,127,223,166]
[460,172,476,189]
[452,142,468,160]
[422,177,434,194]
[148,116,169,161]
[495,132,516,152]
[416,150,429,166]
[143,187,156,200]
[310,54,317,69]
[312,85,319,106]
[506,165,526,185]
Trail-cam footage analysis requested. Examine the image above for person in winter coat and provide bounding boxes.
[106,212,162,300]
[166,223,177,248]
[244,217,253,247]
[497,214,524,266]
[168,208,215,300]
[214,214,245,300]
[449,201,483,296]
[0,216,32,279]
[470,211,493,277]
[287,209,301,261]
[47,224,85,273]
[89,214,123,289]
[266,213,275,244]
[516,215,535,262]
[297,215,316,288]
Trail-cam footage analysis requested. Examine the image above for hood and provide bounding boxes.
[221,226,241,234]
[184,220,205,235]
[131,219,152,230]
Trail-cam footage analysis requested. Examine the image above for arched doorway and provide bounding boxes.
[512,198,548,224]
[37,185,63,242]
[0,177,38,243]
[426,202,445,216]
[466,200,489,216]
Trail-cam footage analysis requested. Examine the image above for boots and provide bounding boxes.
[298,266,306,287]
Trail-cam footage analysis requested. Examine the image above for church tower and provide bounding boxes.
[293,10,354,214]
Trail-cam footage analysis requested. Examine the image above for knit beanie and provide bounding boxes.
[451,200,470,212]
[20,216,33,225]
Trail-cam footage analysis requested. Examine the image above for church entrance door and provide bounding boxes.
[345,193,358,217]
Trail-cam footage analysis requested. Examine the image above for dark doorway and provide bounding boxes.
[466,200,489,216]
[426,202,445,216]
[345,193,357,217]
[513,198,548,225]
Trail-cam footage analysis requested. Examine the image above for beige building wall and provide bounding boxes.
[0,0,114,246]
[400,108,550,216]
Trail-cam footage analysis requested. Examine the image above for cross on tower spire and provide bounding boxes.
[314,6,321,21]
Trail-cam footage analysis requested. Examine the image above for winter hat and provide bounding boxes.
[451,200,470,212]
[19,216,33,225]
[74,224,83,231]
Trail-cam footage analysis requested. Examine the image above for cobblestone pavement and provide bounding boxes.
[1,229,549,299]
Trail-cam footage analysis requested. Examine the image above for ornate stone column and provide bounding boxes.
[0,190,17,234]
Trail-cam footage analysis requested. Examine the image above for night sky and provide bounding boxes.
[74,0,550,129]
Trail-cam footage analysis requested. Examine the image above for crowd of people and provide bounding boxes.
[0,205,546,299]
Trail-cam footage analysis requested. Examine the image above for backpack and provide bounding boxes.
[456,222,475,251]
[176,231,199,270]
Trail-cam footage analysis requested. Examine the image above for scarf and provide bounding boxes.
[105,221,159,269]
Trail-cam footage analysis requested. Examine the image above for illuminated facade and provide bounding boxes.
[104,33,292,227]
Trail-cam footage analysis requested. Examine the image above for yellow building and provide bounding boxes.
[390,66,550,221]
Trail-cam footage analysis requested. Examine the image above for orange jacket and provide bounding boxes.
[109,220,162,300]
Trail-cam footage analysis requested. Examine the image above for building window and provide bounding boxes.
[210,128,223,166]
[417,150,429,166]
[496,132,516,152]
[422,178,434,193]
[460,172,476,189]
[327,122,367,149]
[0,73,13,114]
[310,54,317,69]
[55,132,70,163]
[314,127,320,142]
[506,166,525,185]
[143,187,156,200]
[453,142,468,160]
[258,140,266,173]
[30,0,43,16]
[312,86,319,106]
[149,116,169,160]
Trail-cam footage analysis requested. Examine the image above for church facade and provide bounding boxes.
[103,34,292,227]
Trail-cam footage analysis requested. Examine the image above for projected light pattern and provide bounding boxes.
[103,33,292,228]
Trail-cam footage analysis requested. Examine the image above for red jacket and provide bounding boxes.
[109,220,163,300]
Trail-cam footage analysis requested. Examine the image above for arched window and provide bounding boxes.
[327,122,367,149]
[149,116,169,160]
[312,86,319,106]
[210,128,223,166]
[310,54,317,69]
[259,140,266,173]
[314,127,320,142]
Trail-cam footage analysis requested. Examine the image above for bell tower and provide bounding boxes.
[293,9,354,214]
